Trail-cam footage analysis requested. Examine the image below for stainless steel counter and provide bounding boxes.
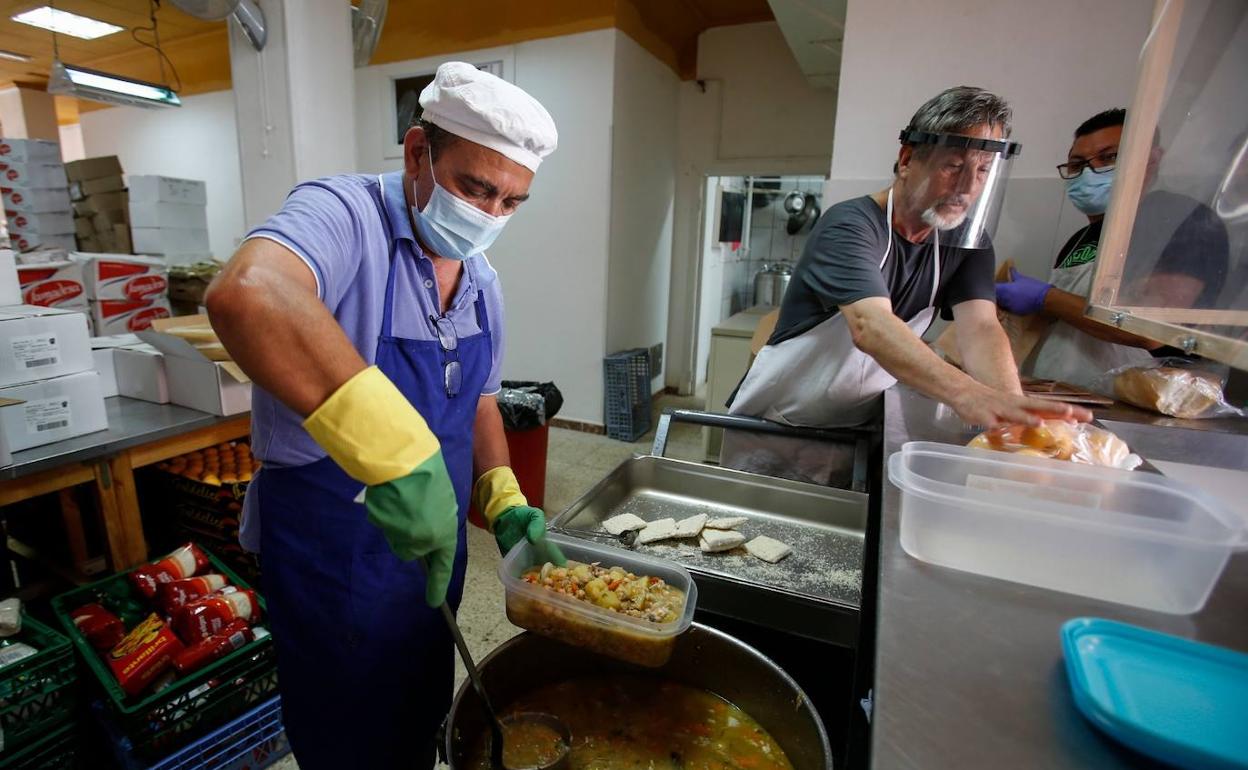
[0,397,239,479]
[871,386,1248,769]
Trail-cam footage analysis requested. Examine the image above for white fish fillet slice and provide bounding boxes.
[745,535,792,563]
[636,518,678,544]
[602,513,648,535]
[705,516,748,530]
[673,514,708,539]
[700,529,747,553]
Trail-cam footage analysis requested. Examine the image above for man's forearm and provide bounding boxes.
[1043,287,1160,349]
[957,318,1022,394]
[846,305,983,407]
[472,396,511,482]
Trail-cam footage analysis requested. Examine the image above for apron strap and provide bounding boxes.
[367,177,402,343]
[883,187,942,308]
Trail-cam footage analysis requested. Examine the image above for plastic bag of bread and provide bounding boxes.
[1097,359,1243,420]
[968,420,1142,470]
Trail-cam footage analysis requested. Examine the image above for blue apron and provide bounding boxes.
[255,182,492,770]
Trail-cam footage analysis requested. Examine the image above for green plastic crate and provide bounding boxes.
[51,548,277,763]
[0,720,77,770]
[0,615,76,758]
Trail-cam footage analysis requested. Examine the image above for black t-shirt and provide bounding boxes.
[769,195,996,345]
[1056,192,1230,308]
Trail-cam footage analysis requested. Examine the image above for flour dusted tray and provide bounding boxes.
[550,455,867,646]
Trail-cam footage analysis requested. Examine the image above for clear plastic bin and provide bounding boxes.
[499,533,697,666]
[888,442,1248,614]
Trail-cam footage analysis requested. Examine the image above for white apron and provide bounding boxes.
[1028,256,1151,392]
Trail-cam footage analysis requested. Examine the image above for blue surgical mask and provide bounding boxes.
[410,149,511,260]
[1065,166,1115,216]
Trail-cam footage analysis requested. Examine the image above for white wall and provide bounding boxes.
[606,32,679,392]
[80,90,246,260]
[57,123,84,162]
[829,0,1154,279]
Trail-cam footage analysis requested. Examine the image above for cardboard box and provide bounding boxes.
[0,371,108,455]
[77,236,102,253]
[114,224,132,254]
[3,187,71,213]
[90,297,172,335]
[10,232,77,254]
[70,176,125,200]
[90,333,141,399]
[131,227,209,256]
[17,260,86,308]
[128,201,207,230]
[128,176,207,206]
[8,210,74,233]
[0,305,93,387]
[0,139,60,163]
[77,253,168,301]
[73,190,128,217]
[0,161,68,189]
[74,217,92,239]
[64,156,123,183]
[139,316,250,416]
[0,249,18,306]
[113,343,169,403]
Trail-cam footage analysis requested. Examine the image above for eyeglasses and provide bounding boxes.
[429,314,462,398]
[1057,151,1118,180]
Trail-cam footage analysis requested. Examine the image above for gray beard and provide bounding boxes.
[921,205,968,230]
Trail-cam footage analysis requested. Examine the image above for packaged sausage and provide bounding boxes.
[107,613,185,697]
[69,603,125,651]
[129,543,210,600]
[172,619,254,675]
[173,589,260,644]
[156,574,230,615]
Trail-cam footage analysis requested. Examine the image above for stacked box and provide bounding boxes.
[0,138,74,253]
[76,252,172,334]
[129,176,209,265]
[66,156,132,253]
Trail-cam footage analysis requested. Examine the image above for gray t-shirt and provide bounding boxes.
[770,195,996,345]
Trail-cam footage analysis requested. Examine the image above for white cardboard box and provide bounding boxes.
[16,260,87,308]
[0,139,60,164]
[0,370,108,456]
[2,187,71,214]
[0,249,18,306]
[113,344,169,404]
[138,317,250,416]
[90,334,141,399]
[131,227,210,256]
[7,211,74,233]
[0,162,68,189]
[0,305,93,387]
[128,201,208,230]
[10,232,77,254]
[90,297,172,336]
[128,176,207,206]
[76,253,169,301]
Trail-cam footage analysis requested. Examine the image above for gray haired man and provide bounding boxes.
[726,87,1085,478]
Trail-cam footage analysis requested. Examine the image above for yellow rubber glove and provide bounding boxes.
[304,366,459,606]
[472,467,565,564]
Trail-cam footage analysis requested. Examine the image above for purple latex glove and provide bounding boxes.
[995,268,1052,315]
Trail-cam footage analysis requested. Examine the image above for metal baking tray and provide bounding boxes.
[550,455,868,646]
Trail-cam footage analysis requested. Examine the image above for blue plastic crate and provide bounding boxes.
[96,696,289,770]
[604,348,652,441]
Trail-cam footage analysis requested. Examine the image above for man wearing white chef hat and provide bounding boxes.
[207,62,563,769]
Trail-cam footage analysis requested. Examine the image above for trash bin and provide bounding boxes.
[469,382,563,529]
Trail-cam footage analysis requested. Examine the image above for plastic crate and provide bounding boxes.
[604,348,652,441]
[50,548,278,763]
[98,695,289,770]
[0,615,77,758]
[0,721,78,770]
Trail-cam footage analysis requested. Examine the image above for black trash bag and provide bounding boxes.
[497,381,563,430]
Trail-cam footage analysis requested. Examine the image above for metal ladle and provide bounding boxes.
[551,525,640,548]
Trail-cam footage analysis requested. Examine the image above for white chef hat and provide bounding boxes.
[419,62,558,172]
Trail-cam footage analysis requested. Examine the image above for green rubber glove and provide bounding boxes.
[304,366,459,607]
[473,467,566,565]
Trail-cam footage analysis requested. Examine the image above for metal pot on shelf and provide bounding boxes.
[753,263,793,307]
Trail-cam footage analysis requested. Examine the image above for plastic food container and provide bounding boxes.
[499,533,697,667]
[888,442,1248,614]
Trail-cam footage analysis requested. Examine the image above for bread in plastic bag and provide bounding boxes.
[968,420,1142,470]
[1096,358,1243,420]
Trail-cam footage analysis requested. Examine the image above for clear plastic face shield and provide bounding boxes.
[898,129,1022,249]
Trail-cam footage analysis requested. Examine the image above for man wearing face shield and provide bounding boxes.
[204,63,563,769]
[997,109,1231,390]
[726,87,1083,463]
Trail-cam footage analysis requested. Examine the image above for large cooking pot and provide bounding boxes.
[444,624,833,770]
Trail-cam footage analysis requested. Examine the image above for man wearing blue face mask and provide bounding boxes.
[204,62,563,769]
[995,108,1229,389]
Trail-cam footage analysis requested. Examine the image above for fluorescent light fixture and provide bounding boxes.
[0,50,32,63]
[48,60,181,109]
[12,6,122,40]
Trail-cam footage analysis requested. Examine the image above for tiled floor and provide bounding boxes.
[271,393,705,769]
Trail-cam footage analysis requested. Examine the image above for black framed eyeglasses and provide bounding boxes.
[1057,151,1118,179]
[429,314,462,398]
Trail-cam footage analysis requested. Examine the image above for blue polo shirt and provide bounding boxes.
[243,170,506,469]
